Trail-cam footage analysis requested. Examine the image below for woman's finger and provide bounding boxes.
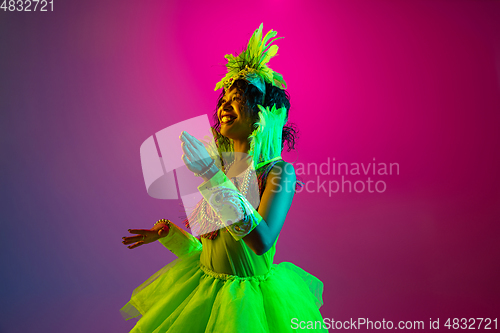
[181,141,192,156]
[181,142,199,165]
[183,132,204,148]
[180,131,196,148]
[183,143,196,160]
[128,229,149,235]
[182,153,190,166]
[122,235,147,245]
[183,137,200,153]
[158,226,170,237]
[183,137,209,164]
[128,241,144,249]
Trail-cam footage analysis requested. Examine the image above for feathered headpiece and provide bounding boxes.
[214,23,287,97]
[214,23,288,170]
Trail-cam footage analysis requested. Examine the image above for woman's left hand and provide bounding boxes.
[179,131,214,174]
[122,221,170,249]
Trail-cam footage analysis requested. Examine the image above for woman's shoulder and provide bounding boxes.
[257,160,297,195]
[257,160,297,196]
[267,160,297,184]
[271,160,295,174]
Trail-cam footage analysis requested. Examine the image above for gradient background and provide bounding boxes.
[1,0,499,332]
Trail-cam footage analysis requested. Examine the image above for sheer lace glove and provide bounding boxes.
[197,169,262,241]
[158,222,202,257]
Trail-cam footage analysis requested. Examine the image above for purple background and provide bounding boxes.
[1,0,499,332]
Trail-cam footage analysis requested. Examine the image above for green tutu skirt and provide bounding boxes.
[121,251,327,332]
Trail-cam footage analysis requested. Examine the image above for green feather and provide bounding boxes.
[215,23,287,92]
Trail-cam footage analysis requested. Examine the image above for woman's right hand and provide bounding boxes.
[122,220,170,249]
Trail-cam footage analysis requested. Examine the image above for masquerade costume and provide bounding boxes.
[121,24,327,332]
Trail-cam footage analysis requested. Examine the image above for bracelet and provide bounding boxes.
[154,219,171,229]
[194,159,215,177]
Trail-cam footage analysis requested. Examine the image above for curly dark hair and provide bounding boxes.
[212,79,298,153]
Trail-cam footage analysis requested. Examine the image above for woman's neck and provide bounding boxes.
[232,138,251,162]
[225,138,252,178]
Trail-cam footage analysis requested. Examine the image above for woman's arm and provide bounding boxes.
[123,220,202,256]
[179,131,297,253]
[158,223,202,257]
[243,161,296,255]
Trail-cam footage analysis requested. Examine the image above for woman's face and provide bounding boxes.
[218,87,254,141]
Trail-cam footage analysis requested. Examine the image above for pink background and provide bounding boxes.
[1,0,499,332]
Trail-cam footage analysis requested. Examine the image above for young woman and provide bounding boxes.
[121,24,327,332]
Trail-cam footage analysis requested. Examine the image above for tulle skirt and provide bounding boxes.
[121,251,327,332]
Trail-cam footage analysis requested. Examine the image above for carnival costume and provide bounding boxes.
[121,23,327,333]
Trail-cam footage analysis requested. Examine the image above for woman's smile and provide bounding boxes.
[221,118,235,125]
[217,87,254,140]
[220,112,237,124]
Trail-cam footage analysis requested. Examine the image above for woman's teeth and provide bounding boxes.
[222,116,235,123]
